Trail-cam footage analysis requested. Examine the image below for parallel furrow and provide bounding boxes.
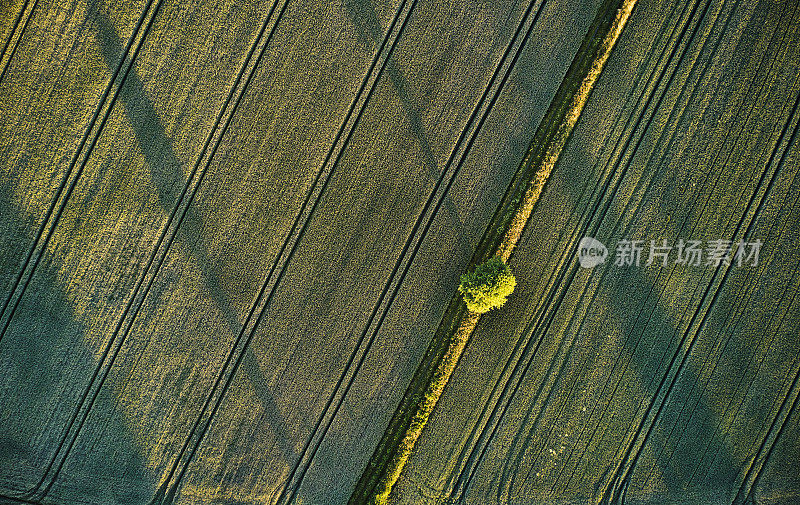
[558,0,747,491]
[445,0,714,500]
[586,0,763,492]
[652,14,800,484]
[729,93,800,505]
[630,0,797,488]
[523,15,750,477]
[733,345,800,504]
[699,151,800,488]
[496,0,691,494]
[0,0,37,84]
[621,11,800,488]
[145,2,420,504]
[0,1,165,498]
[598,53,800,505]
[19,0,291,500]
[275,1,553,503]
[0,0,159,347]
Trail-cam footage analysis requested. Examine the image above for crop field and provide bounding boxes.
[392,0,800,503]
[0,0,612,504]
[1,0,799,504]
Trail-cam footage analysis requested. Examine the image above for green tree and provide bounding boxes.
[458,257,516,313]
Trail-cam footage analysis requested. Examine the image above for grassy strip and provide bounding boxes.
[348,0,637,503]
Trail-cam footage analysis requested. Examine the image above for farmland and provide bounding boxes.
[1,0,798,504]
[0,0,606,504]
[391,0,800,503]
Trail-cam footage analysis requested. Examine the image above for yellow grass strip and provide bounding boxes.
[498,0,637,262]
[351,1,637,503]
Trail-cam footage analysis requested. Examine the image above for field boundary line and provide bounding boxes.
[347,0,637,503]
[483,0,695,495]
[443,0,692,496]
[0,0,37,84]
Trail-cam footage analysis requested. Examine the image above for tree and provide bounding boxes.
[458,256,516,314]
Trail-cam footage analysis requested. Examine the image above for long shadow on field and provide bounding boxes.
[344,0,470,252]
[572,3,800,498]
[490,154,745,501]
[0,179,155,503]
[493,10,798,500]
[344,0,444,183]
[86,0,298,486]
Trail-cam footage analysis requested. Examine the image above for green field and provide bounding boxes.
[392,0,800,503]
[1,0,798,504]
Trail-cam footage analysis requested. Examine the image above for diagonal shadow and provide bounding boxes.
[0,178,156,503]
[84,0,298,478]
[493,123,745,503]
[496,1,798,500]
[343,0,470,255]
[477,2,788,502]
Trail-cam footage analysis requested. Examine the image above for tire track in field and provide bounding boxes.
[0,0,37,84]
[0,0,159,348]
[18,0,291,500]
[0,0,164,496]
[697,154,800,492]
[608,15,800,494]
[646,9,800,487]
[728,87,800,505]
[278,3,555,504]
[500,0,701,489]
[674,255,799,494]
[581,0,771,497]
[445,0,660,484]
[591,0,790,490]
[683,245,797,490]
[566,0,766,491]
[554,0,769,490]
[733,337,800,504]
[355,0,640,499]
[462,0,747,496]
[442,0,712,500]
[500,287,605,504]
[705,173,800,472]
[597,39,800,505]
[11,0,175,498]
[644,266,772,489]
[544,0,749,493]
[142,2,419,504]
[509,0,698,493]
